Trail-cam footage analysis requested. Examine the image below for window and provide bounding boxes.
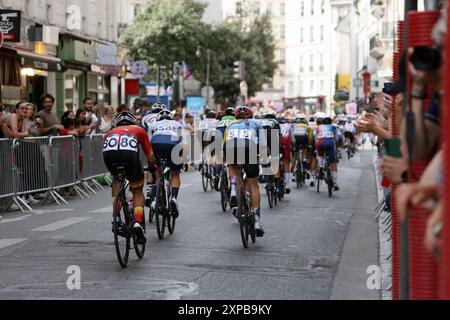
[300,28,304,43]
[310,26,314,42]
[134,4,141,18]
[280,48,285,63]
[267,3,272,15]
[320,80,324,91]
[236,2,242,15]
[289,81,294,95]
[299,81,304,95]
[281,3,285,16]
[299,56,304,72]
[280,24,285,38]
[267,78,274,89]
[320,25,324,41]
[310,54,314,72]
[321,0,325,14]
[301,1,304,16]
[311,0,314,15]
[310,80,314,91]
[320,53,324,71]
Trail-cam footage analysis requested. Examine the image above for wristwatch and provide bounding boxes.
[411,89,427,100]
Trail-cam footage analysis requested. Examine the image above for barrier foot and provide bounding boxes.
[91,179,104,191]
[83,181,97,194]
[14,196,33,212]
[51,190,68,205]
[104,176,113,187]
[75,185,89,199]
[49,191,62,205]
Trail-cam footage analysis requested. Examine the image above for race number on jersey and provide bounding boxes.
[103,134,139,152]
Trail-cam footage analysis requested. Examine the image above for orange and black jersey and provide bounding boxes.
[103,125,152,156]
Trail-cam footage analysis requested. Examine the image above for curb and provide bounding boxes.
[373,155,393,300]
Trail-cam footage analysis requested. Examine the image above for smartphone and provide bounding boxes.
[384,138,401,158]
[382,83,394,96]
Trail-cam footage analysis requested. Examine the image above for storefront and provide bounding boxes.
[57,38,97,114]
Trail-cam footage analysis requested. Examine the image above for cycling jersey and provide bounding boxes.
[280,123,294,160]
[315,124,337,163]
[344,122,356,133]
[103,125,152,186]
[141,112,159,132]
[292,123,312,150]
[216,115,235,140]
[148,119,183,171]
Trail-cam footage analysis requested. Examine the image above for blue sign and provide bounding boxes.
[187,96,204,117]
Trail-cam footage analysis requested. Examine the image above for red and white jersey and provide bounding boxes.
[103,125,152,156]
[280,123,295,142]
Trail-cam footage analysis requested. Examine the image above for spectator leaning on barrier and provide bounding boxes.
[1,102,29,139]
[83,97,100,133]
[99,106,114,133]
[37,94,63,137]
[24,103,40,137]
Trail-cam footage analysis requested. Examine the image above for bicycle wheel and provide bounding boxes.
[316,170,321,193]
[134,211,146,259]
[112,192,130,268]
[327,167,333,198]
[296,162,301,189]
[201,166,208,192]
[209,166,215,190]
[238,192,249,248]
[148,205,155,224]
[155,181,166,240]
[167,187,176,235]
[248,205,256,243]
[220,172,229,212]
[266,180,274,209]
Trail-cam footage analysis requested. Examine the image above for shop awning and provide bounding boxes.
[15,49,66,72]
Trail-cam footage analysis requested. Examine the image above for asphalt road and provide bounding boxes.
[0,149,379,300]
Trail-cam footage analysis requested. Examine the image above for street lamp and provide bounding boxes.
[197,45,211,108]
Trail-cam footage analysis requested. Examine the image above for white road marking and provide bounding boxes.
[31,217,91,232]
[33,208,75,215]
[92,206,111,213]
[0,239,27,250]
[0,215,32,224]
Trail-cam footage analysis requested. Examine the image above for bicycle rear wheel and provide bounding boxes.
[113,193,130,268]
[316,171,321,193]
[209,165,215,190]
[201,166,208,192]
[220,172,229,212]
[167,193,176,235]
[155,181,166,240]
[327,167,333,198]
[238,193,249,248]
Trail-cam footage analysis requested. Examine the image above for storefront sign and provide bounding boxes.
[19,54,65,72]
[0,10,21,42]
[96,44,120,66]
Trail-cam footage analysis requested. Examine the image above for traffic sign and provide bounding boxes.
[187,96,205,117]
[201,86,214,99]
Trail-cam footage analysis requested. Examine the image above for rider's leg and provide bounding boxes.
[284,159,291,192]
[111,180,119,205]
[170,171,181,199]
[228,164,239,207]
[130,184,145,224]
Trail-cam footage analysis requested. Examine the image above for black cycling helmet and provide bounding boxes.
[264,113,276,120]
[158,109,173,121]
[323,117,332,125]
[206,111,216,119]
[224,107,235,117]
[277,116,285,124]
[151,102,167,114]
[114,111,137,126]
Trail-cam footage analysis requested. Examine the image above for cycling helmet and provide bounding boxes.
[264,111,277,119]
[224,107,235,117]
[158,109,173,121]
[114,111,137,126]
[295,114,307,124]
[206,111,216,119]
[235,105,253,119]
[277,116,285,124]
[253,112,263,119]
[323,116,333,125]
[151,102,167,114]
[216,111,224,120]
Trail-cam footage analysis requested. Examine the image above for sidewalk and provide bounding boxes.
[330,149,381,300]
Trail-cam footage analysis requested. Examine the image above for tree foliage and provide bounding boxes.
[120,0,276,104]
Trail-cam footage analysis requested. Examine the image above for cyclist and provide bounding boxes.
[344,117,357,154]
[225,106,266,236]
[335,116,346,157]
[198,111,218,171]
[278,115,294,194]
[142,102,167,207]
[148,109,183,218]
[292,114,313,180]
[103,112,155,245]
[262,112,282,193]
[214,107,235,190]
[315,115,339,191]
[310,113,325,187]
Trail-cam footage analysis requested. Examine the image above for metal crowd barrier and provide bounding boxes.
[0,134,110,213]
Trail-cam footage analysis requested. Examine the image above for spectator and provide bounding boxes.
[75,108,90,137]
[117,103,130,113]
[99,106,114,133]
[83,97,100,132]
[131,98,143,115]
[37,94,63,136]
[1,102,29,139]
[24,103,39,137]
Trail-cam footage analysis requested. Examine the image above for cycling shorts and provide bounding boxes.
[152,142,183,172]
[344,131,355,143]
[281,136,291,161]
[103,150,144,188]
[223,138,259,179]
[294,135,309,151]
[316,140,337,163]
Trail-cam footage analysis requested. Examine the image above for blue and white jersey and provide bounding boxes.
[315,124,336,144]
[148,119,182,145]
[225,119,265,146]
[142,112,160,134]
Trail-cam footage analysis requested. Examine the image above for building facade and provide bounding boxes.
[0,0,125,116]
